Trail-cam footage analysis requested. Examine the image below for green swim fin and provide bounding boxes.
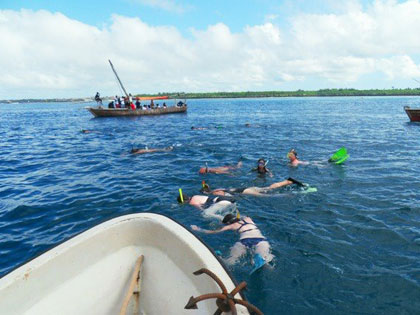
[329,147,349,164]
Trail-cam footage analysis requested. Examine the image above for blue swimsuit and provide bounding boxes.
[237,219,266,248]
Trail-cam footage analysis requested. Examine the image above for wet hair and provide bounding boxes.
[258,158,266,165]
[177,193,189,203]
[222,213,240,225]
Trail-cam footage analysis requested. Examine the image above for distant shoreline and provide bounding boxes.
[1,88,420,104]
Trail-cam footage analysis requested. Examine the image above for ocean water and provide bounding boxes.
[1,97,419,314]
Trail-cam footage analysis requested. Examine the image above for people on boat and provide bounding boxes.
[108,100,115,108]
[252,158,273,177]
[121,98,125,108]
[135,99,141,109]
[199,159,243,174]
[177,101,185,107]
[130,101,136,110]
[94,92,102,105]
[191,214,273,265]
[287,149,309,167]
[131,146,173,155]
[163,102,167,108]
[128,93,133,106]
[150,100,154,108]
[201,177,305,197]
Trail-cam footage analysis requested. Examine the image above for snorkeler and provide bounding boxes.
[178,192,236,210]
[201,177,305,197]
[191,213,273,266]
[191,126,223,130]
[287,149,309,167]
[131,146,173,155]
[199,159,242,174]
[252,158,273,177]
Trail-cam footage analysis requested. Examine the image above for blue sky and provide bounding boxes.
[1,0,420,98]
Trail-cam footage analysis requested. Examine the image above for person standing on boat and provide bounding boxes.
[94,92,102,106]
[191,214,274,266]
[135,99,141,109]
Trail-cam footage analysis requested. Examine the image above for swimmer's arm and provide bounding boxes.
[191,225,233,234]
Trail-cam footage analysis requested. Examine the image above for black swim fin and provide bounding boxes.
[287,177,304,187]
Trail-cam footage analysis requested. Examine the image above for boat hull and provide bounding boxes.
[0,213,248,315]
[87,106,187,118]
[404,106,420,122]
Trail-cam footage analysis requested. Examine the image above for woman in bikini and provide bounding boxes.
[191,213,274,266]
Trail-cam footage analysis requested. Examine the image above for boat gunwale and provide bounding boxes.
[0,212,246,301]
[87,105,187,117]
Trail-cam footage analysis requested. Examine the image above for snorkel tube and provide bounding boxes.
[178,188,184,203]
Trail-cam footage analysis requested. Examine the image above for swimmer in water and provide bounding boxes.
[287,149,309,167]
[191,213,273,265]
[178,192,236,210]
[131,146,173,155]
[252,158,273,177]
[201,177,305,197]
[199,159,242,175]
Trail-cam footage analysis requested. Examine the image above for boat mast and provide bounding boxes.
[108,59,129,98]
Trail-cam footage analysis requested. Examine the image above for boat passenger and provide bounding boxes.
[121,98,125,108]
[287,149,309,167]
[150,100,154,109]
[163,102,167,108]
[128,93,133,105]
[130,146,173,155]
[201,177,305,197]
[177,101,184,107]
[191,214,274,266]
[252,158,273,177]
[94,92,102,105]
[108,100,115,108]
[199,159,243,175]
[135,100,141,109]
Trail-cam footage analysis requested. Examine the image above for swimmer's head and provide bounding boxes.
[130,148,139,154]
[222,213,240,225]
[257,158,266,166]
[288,149,297,160]
[199,167,208,174]
[177,193,190,204]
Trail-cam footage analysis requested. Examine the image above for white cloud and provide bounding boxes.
[1,1,420,99]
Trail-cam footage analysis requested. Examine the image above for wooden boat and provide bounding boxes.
[87,60,188,118]
[88,104,187,118]
[404,106,420,122]
[0,213,255,314]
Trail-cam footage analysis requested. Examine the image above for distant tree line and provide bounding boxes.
[160,88,420,99]
[2,88,420,103]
